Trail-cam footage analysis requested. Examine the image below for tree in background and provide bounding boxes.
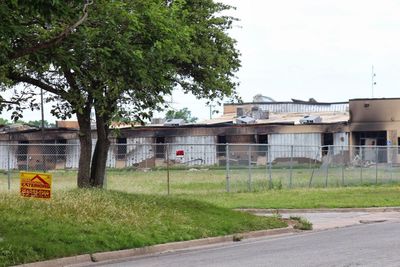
[4,0,240,188]
[165,108,198,123]
[0,118,10,126]
[0,118,55,127]
[26,120,55,128]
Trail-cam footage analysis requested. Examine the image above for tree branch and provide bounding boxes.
[62,67,79,92]
[7,71,64,96]
[9,1,94,61]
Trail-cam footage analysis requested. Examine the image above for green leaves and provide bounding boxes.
[165,108,198,123]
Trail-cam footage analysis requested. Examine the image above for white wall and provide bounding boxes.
[268,133,321,161]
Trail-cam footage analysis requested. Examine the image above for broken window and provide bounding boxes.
[322,133,333,156]
[155,137,165,158]
[17,141,29,161]
[116,138,127,160]
[217,135,227,156]
[257,134,268,156]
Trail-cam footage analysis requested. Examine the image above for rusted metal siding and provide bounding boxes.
[268,133,321,161]
[168,136,217,166]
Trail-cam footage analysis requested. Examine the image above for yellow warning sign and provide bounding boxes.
[20,172,52,199]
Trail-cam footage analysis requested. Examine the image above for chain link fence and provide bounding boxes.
[1,143,399,194]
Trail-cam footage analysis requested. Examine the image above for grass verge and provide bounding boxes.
[0,189,286,266]
[178,185,400,209]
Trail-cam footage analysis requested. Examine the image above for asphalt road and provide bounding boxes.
[99,221,400,267]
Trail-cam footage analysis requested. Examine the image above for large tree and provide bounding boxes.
[5,0,240,188]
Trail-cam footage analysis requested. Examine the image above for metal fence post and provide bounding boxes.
[390,146,393,182]
[267,145,272,189]
[375,146,378,184]
[360,146,363,184]
[289,145,293,188]
[341,145,345,186]
[225,143,230,193]
[325,146,329,188]
[308,148,319,188]
[104,170,107,190]
[26,152,29,171]
[248,145,252,192]
[7,144,11,190]
[166,143,170,195]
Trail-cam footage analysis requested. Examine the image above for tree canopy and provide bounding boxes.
[165,108,198,123]
[2,0,241,188]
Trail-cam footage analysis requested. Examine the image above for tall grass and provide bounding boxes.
[0,189,286,266]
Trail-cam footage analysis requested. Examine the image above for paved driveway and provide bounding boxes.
[273,210,400,230]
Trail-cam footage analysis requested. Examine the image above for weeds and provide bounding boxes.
[290,216,313,230]
[0,189,286,266]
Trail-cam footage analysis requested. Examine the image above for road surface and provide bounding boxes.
[98,220,400,267]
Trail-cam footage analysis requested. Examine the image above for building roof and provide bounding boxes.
[199,111,349,125]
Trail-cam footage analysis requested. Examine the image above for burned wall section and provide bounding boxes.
[349,98,400,163]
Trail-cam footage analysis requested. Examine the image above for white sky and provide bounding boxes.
[5,0,400,122]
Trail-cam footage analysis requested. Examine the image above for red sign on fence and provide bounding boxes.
[176,149,185,158]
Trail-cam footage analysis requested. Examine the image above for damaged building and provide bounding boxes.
[0,97,399,170]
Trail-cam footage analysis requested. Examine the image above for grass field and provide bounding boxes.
[1,165,400,193]
[0,189,286,266]
[1,168,400,209]
[1,167,400,265]
[180,186,400,209]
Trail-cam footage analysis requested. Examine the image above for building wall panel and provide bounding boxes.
[0,142,18,170]
[333,132,349,155]
[126,137,155,167]
[168,136,217,166]
[257,103,348,113]
[268,133,321,161]
[66,139,79,168]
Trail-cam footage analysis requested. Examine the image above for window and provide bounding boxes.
[117,138,127,160]
[322,133,333,156]
[155,137,165,159]
[217,136,227,156]
[398,138,400,154]
[17,141,29,161]
[257,134,268,156]
[53,139,67,161]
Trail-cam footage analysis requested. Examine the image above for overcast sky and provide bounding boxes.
[160,0,400,121]
[6,0,400,122]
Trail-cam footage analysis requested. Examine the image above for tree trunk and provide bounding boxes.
[76,108,92,188]
[89,111,110,188]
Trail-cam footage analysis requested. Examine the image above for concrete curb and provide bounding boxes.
[91,227,297,263]
[237,207,400,214]
[16,255,92,267]
[15,227,297,267]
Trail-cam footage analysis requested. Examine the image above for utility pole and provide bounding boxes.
[40,87,46,171]
[208,102,215,119]
[371,65,376,98]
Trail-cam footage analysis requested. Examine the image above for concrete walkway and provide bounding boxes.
[245,208,400,230]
